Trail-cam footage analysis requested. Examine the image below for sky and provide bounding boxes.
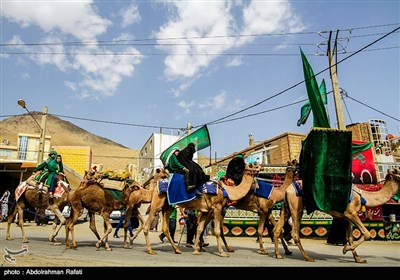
[1,0,399,159]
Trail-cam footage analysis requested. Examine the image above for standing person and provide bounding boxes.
[184,209,198,247]
[0,190,10,222]
[34,150,57,193]
[113,209,133,238]
[46,154,65,198]
[177,143,210,192]
[159,205,184,243]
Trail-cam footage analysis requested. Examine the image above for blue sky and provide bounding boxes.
[1,1,399,158]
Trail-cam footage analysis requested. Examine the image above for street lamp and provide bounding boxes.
[17,99,48,163]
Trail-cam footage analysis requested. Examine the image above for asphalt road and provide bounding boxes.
[1,216,399,276]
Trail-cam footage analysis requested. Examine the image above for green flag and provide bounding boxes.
[300,47,330,128]
[297,79,328,126]
[160,125,211,166]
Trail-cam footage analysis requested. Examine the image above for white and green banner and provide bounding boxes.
[160,125,211,166]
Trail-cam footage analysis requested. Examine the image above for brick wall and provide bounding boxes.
[53,146,92,176]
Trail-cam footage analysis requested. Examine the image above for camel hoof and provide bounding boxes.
[355,258,367,264]
[306,258,315,262]
[257,249,268,255]
[53,242,62,246]
[227,248,235,253]
[105,248,113,251]
[148,250,157,255]
[6,237,14,241]
[284,250,293,256]
[22,239,29,243]
[174,249,183,254]
[123,245,133,249]
[342,246,349,255]
[275,254,285,259]
[218,252,229,257]
[192,250,202,255]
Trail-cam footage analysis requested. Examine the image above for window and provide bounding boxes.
[18,136,28,160]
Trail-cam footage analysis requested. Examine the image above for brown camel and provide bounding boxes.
[64,179,136,251]
[142,165,260,257]
[221,159,299,255]
[121,172,169,249]
[6,174,71,244]
[273,167,400,263]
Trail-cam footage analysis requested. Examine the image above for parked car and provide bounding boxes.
[110,210,122,227]
[110,210,140,228]
[45,206,89,224]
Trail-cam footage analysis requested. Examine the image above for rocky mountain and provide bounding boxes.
[0,113,139,170]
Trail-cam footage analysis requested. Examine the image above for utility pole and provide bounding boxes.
[39,106,48,163]
[327,30,346,130]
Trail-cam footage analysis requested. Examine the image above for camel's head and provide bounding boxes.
[154,168,170,180]
[286,159,300,177]
[244,163,261,176]
[386,167,400,183]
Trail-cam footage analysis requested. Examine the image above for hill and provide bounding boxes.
[0,113,139,170]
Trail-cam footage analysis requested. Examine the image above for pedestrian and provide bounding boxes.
[113,209,133,238]
[159,205,184,243]
[184,209,198,247]
[0,190,10,222]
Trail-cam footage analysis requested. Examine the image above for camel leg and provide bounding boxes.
[48,209,66,245]
[210,207,228,257]
[123,207,134,249]
[16,207,29,243]
[88,212,101,240]
[130,210,144,244]
[342,213,369,263]
[143,207,160,255]
[219,221,234,252]
[65,210,80,249]
[193,213,207,255]
[96,215,113,251]
[256,212,269,255]
[273,203,291,259]
[283,192,314,262]
[6,203,19,241]
[161,207,182,254]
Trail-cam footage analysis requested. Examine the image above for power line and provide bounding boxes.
[196,25,400,129]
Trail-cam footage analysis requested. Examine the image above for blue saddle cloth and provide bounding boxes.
[254,179,274,199]
[167,173,200,205]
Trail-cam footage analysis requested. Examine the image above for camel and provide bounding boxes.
[64,179,137,251]
[142,165,260,257]
[6,174,71,244]
[273,167,400,263]
[219,159,299,255]
[121,174,170,249]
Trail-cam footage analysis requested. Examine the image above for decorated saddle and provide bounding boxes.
[160,173,222,205]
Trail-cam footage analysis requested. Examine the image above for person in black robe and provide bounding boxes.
[226,154,246,185]
[177,143,210,192]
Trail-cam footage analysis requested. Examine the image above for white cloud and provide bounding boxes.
[155,1,236,80]
[177,100,195,114]
[120,3,141,28]
[226,56,243,67]
[155,0,304,94]
[2,1,145,99]
[1,0,112,41]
